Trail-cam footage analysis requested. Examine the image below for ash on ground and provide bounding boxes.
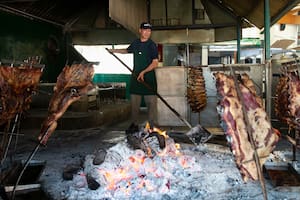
[37,134,299,200]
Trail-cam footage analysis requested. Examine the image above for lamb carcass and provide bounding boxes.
[215,72,280,181]
[38,64,94,145]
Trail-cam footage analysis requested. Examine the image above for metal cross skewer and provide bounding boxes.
[0,114,20,166]
[229,66,268,200]
[10,127,50,200]
[13,114,22,156]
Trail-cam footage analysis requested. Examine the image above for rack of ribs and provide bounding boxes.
[215,72,280,181]
[186,66,207,112]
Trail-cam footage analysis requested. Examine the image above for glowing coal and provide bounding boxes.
[42,130,300,200]
[63,130,203,199]
[56,124,299,200]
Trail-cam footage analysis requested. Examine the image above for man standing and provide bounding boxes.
[110,22,159,125]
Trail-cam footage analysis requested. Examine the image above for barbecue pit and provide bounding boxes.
[36,125,300,200]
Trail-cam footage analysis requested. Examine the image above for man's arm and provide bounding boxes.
[137,58,159,82]
[109,49,128,54]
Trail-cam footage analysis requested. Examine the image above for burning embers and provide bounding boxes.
[126,122,166,157]
[63,124,202,199]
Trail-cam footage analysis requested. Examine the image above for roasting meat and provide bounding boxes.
[240,73,263,106]
[186,67,207,112]
[0,65,43,125]
[274,75,292,126]
[287,72,300,126]
[215,72,280,181]
[38,64,94,145]
[274,71,300,128]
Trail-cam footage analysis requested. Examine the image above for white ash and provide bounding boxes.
[36,134,300,200]
[267,151,288,162]
[57,138,299,200]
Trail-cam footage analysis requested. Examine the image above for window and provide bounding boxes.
[74,45,133,74]
[194,9,205,20]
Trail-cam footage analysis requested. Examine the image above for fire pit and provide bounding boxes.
[62,124,208,199]
[31,124,300,200]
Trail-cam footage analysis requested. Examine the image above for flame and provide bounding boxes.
[104,171,116,190]
[102,166,135,190]
[97,123,189,194]
[153,127,168,138]
[145,147,152,157]
[179,157,189,168]
[145,122,151,129]
[129,155,145,165]
[144,121,168,139]
[175,143,182,156]
[129,155,145,171]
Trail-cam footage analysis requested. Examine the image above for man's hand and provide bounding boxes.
[137,71,145,82]
[136,59,158,82]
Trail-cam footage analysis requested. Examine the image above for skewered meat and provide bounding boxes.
[215,72,280,181]
[274,75,292,126]
[38,64,94,145]
[186,67,207,112]
[275,71,300,129]
[240,73,263,106]
[0,66,43,125]
[287,72,300,126]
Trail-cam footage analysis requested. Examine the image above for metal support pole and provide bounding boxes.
[186,43,190,66]
[264,0,271,61]
[264,0,272,118]
[147,0,151,22]
[192,0,196,24]
[236,17,241,63]
[165,0,168,26]
[265,61,272,118]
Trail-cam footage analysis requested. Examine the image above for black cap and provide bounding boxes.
[140,22,152,30]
